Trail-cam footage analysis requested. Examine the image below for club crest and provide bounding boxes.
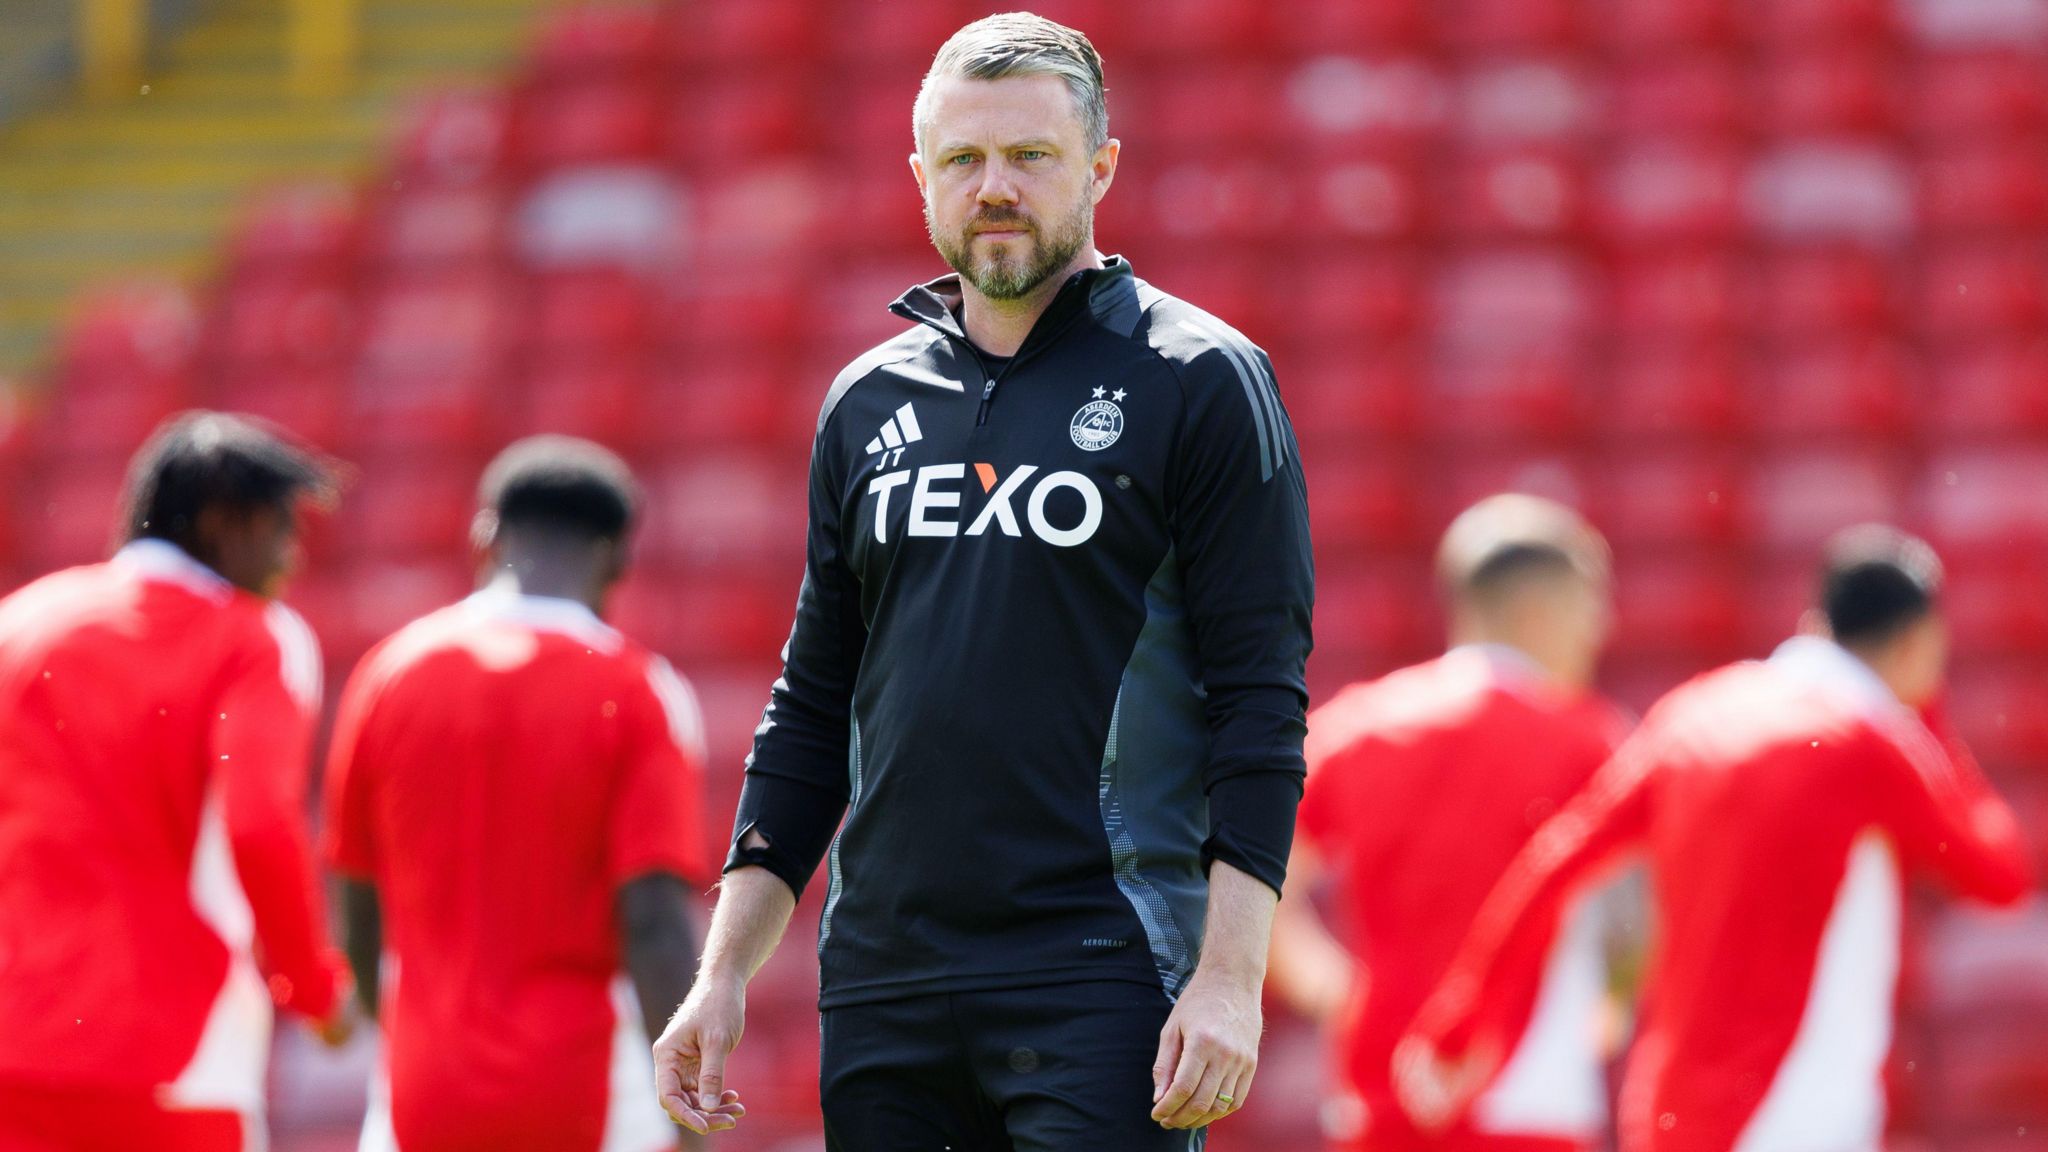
[1070,399,1124,451]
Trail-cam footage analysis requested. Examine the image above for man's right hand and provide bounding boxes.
[653,978,750,1135]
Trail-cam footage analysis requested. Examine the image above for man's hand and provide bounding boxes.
[1391,1033,1500,1133]
[315,994,359,1048]
[653,978,750,1135]
[1150,964,1261,1129]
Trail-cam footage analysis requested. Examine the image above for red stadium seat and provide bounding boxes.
[1436,148,1588,239]
[1910,51,2048,139]
[9,458,125,576]
[1917,449,2048,556]
[1590,0,1740,54]
[1302,451,1427,555]
[46,282,200,457]
[350,273,512,449]
[1295,151,1428,242]
[1757,247,1900,338]
[1946,659,2048,776]
[389,89,512,188]
[208,366,347,451]
[1434,0,1584,51]
[636,352,806,456]
[1280,340,1421,445]
[1917,244,2048,339]
[501,355,648,446]
[1599,343,1749,440]
[1608,552,1746,662]
[1129,65,1281,151]
[1753,338,1918,441]
[223,182,359,277]
[1147,160,1291,243]
[1610,57,1750,139]
[1271,0,1429,51]
[641,453,807,569]
[663,0,818,67]
[526,3,665,86]
[653,262,809,354]
[618,569,795,664]
[1741,0,1899,47]
[1590,450,1747,549]
[1745,140,1916,246]
[1423,348,1594,443]
[1926,339,2048,439]
[210,275,354,372]
[330,561,476,662]
[1425,450,1589,530]
[1594,140,1747,244]
[1430,247,1603,352]
[1920,140,2048,236]
[1940,556,2048,656]
[671,70,814,164]
[1102,0,1269,58]
[523,267,653,355]
[1612,249,1754,340]
[1744,554,1819,653]
[1748,448,1907,551]
[1278,55,1447,145]
[331,456,480,559]
[510,77,665,171]
[1453,58,1598,144]
[359,183,507,271]
[1754,48,1905,137]
[823,0,978,65]
[1308,561,1439,675]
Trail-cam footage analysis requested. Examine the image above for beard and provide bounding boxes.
[928,191,1093,301]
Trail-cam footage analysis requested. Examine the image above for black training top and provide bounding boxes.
[726,256,1315,1008]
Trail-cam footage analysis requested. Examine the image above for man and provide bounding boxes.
[0,411,351,1152]
[654,13,1315,1150]
[1269,495,1628,1152]
[324,435,720,1152]
[1397,525,2035,1152]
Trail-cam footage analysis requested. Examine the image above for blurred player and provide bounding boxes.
[654,12,1314,1148]
[1397,525,2035,1152]
[1269,495,1627,1152]
[0,411,351,1152]
[324,436,721,1152]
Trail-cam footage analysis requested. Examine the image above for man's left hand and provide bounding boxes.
[1150,965,1261,1129]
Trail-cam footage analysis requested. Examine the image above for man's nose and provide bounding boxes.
[975,158,1020,205]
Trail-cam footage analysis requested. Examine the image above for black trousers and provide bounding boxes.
[819,980,1209,1152]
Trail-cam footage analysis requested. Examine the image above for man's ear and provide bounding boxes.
[470,510,500,570]
[909,150,929,197]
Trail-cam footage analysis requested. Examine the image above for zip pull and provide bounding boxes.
[976,378,997,427]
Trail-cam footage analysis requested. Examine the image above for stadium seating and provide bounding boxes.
[10,0,2048,1142]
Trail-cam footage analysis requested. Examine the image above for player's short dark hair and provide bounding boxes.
[1437,494,1610,604]
[1819,524,1943,648]
[120,411,335,550]
[479,435,639,542]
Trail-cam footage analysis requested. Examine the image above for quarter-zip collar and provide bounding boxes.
[889,255,1135,362]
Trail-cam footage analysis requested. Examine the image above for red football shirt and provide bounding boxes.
[0,540,343,1116]
[1410,637,2034,1152]
[323,584,708,1152]
[1298,646,1629,1152]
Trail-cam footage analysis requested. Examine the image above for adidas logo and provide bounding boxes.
[866,402,924,470]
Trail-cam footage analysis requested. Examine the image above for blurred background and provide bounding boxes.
[1,0,2047,1149]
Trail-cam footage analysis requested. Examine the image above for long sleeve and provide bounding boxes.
[724,421,863,898]
[1872,705,2034,905]
[1171,341,1315,896]
[1407,731,1657,1066]
[214,604,346,1020]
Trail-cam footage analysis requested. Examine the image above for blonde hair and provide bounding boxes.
[1436,494,1611,603]
[913,12,1109,153]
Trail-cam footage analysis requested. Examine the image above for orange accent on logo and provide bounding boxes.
[974,463,998,492]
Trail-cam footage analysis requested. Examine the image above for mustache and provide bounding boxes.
[968,209,1035,232]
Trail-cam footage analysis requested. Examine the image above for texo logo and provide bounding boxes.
[865,464,1103,547]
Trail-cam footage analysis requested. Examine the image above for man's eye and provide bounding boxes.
[948,154,977,166]
[1017,150,1048,161]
